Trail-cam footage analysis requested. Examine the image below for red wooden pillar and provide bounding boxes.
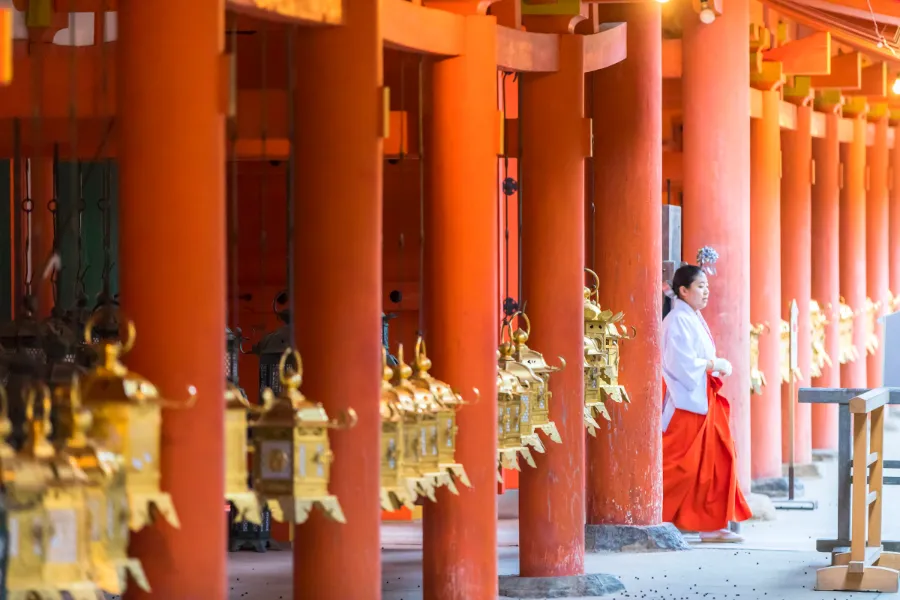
[681,0,751,491]
[890,125,900,297]
[810,110,840,451]
[117,1,226,598]
[866,116,889,387]
[749,90,782,480]
[588,2,663,528]
[29,156,54,317]
[422,15,499,600]
[518,33,586,576]
[780,104,813,466]
[291,3,383,599]
[840,115,868,388]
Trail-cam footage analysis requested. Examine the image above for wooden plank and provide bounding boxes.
[870,405,886,547]
[798,387,900,405]
[849,388,890,413]
[763,32,831,75]
[583,23,628,73]
[847,546,883,573]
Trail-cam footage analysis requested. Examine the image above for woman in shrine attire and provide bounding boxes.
[661,251,752,543]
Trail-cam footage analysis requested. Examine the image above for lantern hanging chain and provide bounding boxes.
[23,159,33,299]
[500,71,510,308]
[75,162,87,300]
[100,161,113,299]
[257,23,269,294]
[516,73,523,310]
[228,18,240,332]
[48,144,60,307]
[589,72,596,274]
[286,25,297,349]
[416,54,425,338]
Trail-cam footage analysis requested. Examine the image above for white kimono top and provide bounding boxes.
[661,298,717,432]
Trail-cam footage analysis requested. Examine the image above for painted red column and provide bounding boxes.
[422,15,499,600]
[291,3,383,599]
[890,125,900,296]
[681,0,751,491]
[117,1,226,598]
[810,109,840,451]
[587,2,663,528]
[840,114,868,388]
[866,116,889,387]
[29,157,54,317]
[519,33,586,576]
[749,90,782,480]
[780,104,812,466]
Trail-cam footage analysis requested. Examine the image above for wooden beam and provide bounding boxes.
[583,22,627,73]
[810,52,862,90]
[762,32,831,75]
[860,62,888,97]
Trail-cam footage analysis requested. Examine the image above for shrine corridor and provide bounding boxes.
[213,417,900,600]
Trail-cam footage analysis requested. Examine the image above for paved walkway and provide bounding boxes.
[226,417,900,599]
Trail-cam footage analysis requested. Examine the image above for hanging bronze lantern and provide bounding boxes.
[408,337,472,493]
[749,322,768,395]
[496,343,535,480]
[810,300,832,379]
[380,349,417,511]
[18,384,98,600]
[583,284,608,434]
[507,313,564,445]
[225,382,265,526]
[838,298,858,365]
[53,375,148,597]
[78,314,193,531]
[250,348,356,524]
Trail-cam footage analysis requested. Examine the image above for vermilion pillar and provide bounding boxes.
[117,1,225,598]
[29,157,54,316]
[780,104,812,466]
[292,4,383,599]
[749,90,782,481]
[681,0,751,491]
[519,33,586,576]
[422,15,499,600]
[588,2,663,528]
[866,116,889,387]
[890,125,900,296]
[810,110,840,451]
[840,115,867,388]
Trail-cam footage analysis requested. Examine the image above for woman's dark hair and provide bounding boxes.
[672,265,704,300]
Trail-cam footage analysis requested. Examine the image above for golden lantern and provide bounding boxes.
[250,348,356,524]
[749,323,768,395]
[390,345,452,495]
[583,335,608,437]
[865,297,881,356]
[495,356,534,480]
[583,270,633,413]
[809,300,832,379]
[498,336,543,454]
[19,384,98,600]
[79,316,195,531]
[408,337,472,493]
[780,320,802,384]
[838,298,859,365]
[380,349,418,511]
[53,376,148,597]
[225,382,267,526]
[506,313,564,446]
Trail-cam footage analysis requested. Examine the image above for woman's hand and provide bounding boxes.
[710,357,733,377]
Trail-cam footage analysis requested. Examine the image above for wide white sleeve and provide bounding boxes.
[663,316,708,393]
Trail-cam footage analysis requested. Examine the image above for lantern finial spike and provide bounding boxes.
[23,382,55,460]
[414,336,432,375]
[396,344,412,381]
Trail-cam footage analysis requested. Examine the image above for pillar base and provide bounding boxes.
[782,462,823,479]
[750,476,805,498]
[499,573,625,598]
[584,523,689,553]
[812,449,838,462]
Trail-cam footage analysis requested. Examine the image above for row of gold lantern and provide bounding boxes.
[809,300,832,379]
[749,323,767,395]
[496,313,563,479]
[865,297,881,357]
[380,339,471,511]
[2,313,194,599]
[838,298,859,365]
[583,270,634,436]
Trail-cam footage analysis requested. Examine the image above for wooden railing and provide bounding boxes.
[816,388,900,593]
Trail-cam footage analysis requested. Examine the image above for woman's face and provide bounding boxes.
[679,273,709,312]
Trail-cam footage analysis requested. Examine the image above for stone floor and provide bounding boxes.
[227,418,900,599]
